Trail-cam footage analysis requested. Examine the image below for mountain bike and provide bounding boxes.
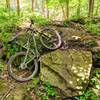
[7,20,61,82]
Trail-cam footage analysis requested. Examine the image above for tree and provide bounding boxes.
[41,0,45,16]
[65,0,69,19]
[95,0,100,16]
[16,0,20,16]
[88,0,94,18]
[59,0,69,20]
[6,0,10,9]
[45,0,49,18]
[31,0,34,11]
[77,0,81,18]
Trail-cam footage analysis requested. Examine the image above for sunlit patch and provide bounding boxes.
[74,70,78,73]
[76,86,82,89]
[69,81,73,84]
[71,66,76,70]
[77,73,85,78]
[89,64,92,67]
[77,78,80,81]
[81,77,85,80]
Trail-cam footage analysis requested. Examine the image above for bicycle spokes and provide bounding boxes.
[42,32,59,48]
[11,54,35,78]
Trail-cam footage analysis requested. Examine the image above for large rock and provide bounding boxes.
[40,49,92,96]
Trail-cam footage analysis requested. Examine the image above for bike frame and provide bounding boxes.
[16,28,40,69]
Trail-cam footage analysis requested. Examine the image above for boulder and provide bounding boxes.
[40,49,92,96]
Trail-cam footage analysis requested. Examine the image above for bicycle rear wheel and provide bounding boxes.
[7,52,39,82]
[40,28,61,50]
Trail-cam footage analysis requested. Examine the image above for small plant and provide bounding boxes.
[44,82,56,97]
[94,52,100,59]
[3,43,22,59]
[84,20,100,35]
[63,20,70,27]
[76,90,99,100]
[27,78,39,91]
[84,40,97,48]
[37,91,48,100]
[27,80,56,100]
[90,69,100,89]
[36,81,56,100]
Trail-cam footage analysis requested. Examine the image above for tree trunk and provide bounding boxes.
[88,0,94,18]
[77,0,81,18]
[41,0,45,16]
[6,0,10,9]
[46,9,49,18]
[60,4,66,20]
[45,0,49,18]
[31,0,34,11]
[65,0,69,20]
[16,0,20,16]
[95,1,100,16]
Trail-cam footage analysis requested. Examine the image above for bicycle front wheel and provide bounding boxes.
[7,52,39,82]
[40,28,61,50]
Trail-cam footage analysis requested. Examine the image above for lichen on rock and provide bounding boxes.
[40,49,92,96]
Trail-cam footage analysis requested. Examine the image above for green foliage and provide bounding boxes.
[84,19,100,35]
[3,43,22,59]
[59,0,69,4]
[0,8,20,33]
[45,0,59,8]
[84,40,97,48]
[0,62,4,72]
[44,82,56,97]
[0,7,23,59]
[90,70,100,89]
[76,90,99,100]
[26,78,39,91]
[0,32,12,44]
[37,91,48,100]
[27,80,56,100]
[36,82,56,100]
[30,15,51,26]
[95,70,100,78]
[63,20,70,27]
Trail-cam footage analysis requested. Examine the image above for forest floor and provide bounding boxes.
[0,18,100,100]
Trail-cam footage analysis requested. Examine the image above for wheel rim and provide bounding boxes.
[8,52,38,82]
[40,28,61,50]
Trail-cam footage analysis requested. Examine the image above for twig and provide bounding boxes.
[0,83,15,100]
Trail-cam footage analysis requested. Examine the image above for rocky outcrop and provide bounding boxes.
[40,49,92,96]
